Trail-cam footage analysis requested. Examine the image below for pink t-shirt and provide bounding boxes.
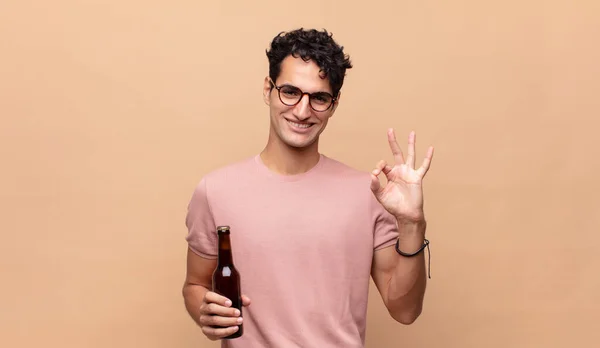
[185,154,399,348]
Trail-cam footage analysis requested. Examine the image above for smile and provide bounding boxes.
[287,120,314,129]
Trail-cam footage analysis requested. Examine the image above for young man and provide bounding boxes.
[182,28,434,347]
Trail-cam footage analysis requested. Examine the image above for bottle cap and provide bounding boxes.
[217,226,230,233]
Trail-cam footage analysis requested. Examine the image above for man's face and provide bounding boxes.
[263,55,339,150]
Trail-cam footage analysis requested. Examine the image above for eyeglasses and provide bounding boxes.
[269,79,336,112]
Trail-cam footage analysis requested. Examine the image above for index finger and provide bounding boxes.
[388,128,405,165]
[204,291,233,307]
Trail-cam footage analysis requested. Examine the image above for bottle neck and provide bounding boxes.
[217,232,234,266]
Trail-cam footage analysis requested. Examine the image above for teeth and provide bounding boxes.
[288,120,312,129]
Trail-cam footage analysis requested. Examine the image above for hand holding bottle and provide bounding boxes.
[198,291,251,341]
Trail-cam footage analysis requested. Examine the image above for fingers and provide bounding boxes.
[370,160,391,193]
[201,325,240,341]
[200,310,243,327]
[417,146,434,177]
[382,164,392,175]
[406,130,416,169]
[382,128,434,179]
[199,291,245,340]
[387,128,405,165]
[370,173,381,193]
[241,294,252,307]
[372,160,391,176]
[201,301,241,317]
[204,291,233,308]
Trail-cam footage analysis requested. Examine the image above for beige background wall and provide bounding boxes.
[1,1,599,347]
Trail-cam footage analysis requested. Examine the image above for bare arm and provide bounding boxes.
[182,247,216,326]
[371,219,427,324]
[369,129,434,324]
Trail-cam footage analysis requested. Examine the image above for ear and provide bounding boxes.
[263,76,272,105]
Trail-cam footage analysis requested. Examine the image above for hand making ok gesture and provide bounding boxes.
[370,129,434,223]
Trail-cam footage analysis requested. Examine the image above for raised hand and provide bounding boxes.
[370,129,434,223]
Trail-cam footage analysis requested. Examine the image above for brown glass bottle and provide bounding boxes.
[212,226,243,339]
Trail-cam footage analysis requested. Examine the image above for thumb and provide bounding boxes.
[371,160,389,194]
[241,294,251,307]
[370,173,382,193]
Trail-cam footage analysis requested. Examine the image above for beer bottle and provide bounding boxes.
[212,225,243,339]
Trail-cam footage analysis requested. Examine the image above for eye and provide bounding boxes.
[281,87,300,96]
[312,93,332,104]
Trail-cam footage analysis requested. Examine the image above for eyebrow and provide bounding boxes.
[278,82,333,95]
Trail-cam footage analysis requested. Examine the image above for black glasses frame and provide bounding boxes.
[269,79,337,112]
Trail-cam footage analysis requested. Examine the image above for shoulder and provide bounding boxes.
[209,154,256,176]
[188,155,257,197]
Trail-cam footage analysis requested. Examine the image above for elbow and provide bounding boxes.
[391,306,422,325]
[397,313,419,325]
[182,281,195,304]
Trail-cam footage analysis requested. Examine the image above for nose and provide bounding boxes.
[292,94,312,121]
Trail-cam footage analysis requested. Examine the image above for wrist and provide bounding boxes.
[396,217,426,236]
[395,218,426,247]
[393,217,431,279]
[394,236,432,279]
[394,209,425,225]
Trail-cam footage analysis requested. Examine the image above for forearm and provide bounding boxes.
[182,283,210,326]
[386,219,428,324]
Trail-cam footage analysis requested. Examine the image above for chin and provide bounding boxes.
[282,136,318,149]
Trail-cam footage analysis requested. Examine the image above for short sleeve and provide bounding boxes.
[370,194,399,251]
[185,177,218,259]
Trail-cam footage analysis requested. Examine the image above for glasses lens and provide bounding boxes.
[310,93,333,111]
[279,86,302,106]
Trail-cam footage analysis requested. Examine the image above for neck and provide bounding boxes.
[260,134,321,176]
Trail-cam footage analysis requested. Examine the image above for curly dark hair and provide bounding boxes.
[266,28,353,98]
